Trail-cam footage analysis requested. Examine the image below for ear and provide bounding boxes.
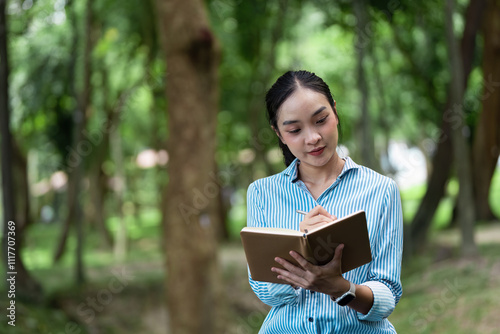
[272,126,286,145]
[333,100,339,124]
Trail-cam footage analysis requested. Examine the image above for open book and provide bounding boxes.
[240,210,372,284]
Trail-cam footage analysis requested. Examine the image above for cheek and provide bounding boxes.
[282,134,303,148]
[281,133,294,144]
[326,121,338,135]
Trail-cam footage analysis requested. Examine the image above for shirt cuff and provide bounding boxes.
[357,281,396,322]
[266,282,300,305]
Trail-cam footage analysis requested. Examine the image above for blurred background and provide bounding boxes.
[0,0,499,333]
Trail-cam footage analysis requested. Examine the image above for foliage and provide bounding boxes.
[4,0,495,232]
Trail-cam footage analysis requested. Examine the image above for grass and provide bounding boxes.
[389,242,500,334]
[21,208,162,271]
[0,208,164,334]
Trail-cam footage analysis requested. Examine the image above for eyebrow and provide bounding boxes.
[282,106,327,126]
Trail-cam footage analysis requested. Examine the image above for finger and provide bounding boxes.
[273,269,305,287]
[306,205,336,220]
[334,243,344,262]
[315,205,334,219]
[289,251,316,273]
[300,216,331,230]
[271,266,301,282]
[272,262,308,286]
[328,243,344,270]
[307,215,334,225]
[300,215,334,232]
[274,257,306,276]
[304,205,323,219]
[274,256,317,285]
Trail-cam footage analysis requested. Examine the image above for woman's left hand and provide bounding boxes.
[272,244,349,297]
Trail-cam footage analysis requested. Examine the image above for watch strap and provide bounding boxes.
[331,281,356,306]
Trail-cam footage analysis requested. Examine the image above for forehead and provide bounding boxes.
[278,88,330,121]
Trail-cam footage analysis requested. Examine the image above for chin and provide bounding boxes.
[303,155,333,167]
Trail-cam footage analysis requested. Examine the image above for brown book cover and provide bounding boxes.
[240,210,372,284]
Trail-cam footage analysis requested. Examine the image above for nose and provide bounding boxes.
[305,128,321,145]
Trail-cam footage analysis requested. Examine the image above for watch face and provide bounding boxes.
[337,293,356,306]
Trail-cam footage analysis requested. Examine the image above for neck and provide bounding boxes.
[298,154,345,186]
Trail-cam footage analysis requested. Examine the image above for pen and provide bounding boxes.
[296,210,308,233]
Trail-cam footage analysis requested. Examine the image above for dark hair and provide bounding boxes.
[265,70,341,166]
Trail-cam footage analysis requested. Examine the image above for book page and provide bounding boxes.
[241,226,303,236]
[306,210,364,235]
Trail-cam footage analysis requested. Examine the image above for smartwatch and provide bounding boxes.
[331,281,356,306]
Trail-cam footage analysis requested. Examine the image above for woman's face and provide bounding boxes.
[274,87,339,168]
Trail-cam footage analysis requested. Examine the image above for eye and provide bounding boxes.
[288,129,301,134]
[316,115,328,124]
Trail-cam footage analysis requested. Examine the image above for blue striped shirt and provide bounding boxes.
[246,157,403,333]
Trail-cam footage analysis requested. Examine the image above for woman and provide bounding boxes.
[246,70,403,333]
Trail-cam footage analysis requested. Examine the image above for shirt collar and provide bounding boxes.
[281,156,359,183]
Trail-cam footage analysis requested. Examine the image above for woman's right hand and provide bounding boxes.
[299,205,337,233]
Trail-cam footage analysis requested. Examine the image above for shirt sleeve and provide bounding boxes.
[246,181,299,307]
[357,179,403,322]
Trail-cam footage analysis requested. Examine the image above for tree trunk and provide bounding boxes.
[53,0,79,263]
[1,0,43,302]
[156,0,224,333]
[472,0,500,222]
[0,0,15,279]
[444,0,478,256]
[88,155,114,248]
[409,0,485,255]
[353,0,377,171]
[73,0,95,285]
[12,141,44,301]
[85,63,114,249]
[409,121,453,251]
[53,0,94,285]
[370,33,396,176]
[111,125,127,261]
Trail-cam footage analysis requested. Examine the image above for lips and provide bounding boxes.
[308,146,325,156]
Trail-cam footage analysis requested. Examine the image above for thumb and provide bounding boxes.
[332,243,344,268]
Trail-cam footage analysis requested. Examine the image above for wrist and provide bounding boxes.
[329,278,350,299]
[330,280,357,306]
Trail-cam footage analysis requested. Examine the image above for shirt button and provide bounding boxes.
[308,317,313,322]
